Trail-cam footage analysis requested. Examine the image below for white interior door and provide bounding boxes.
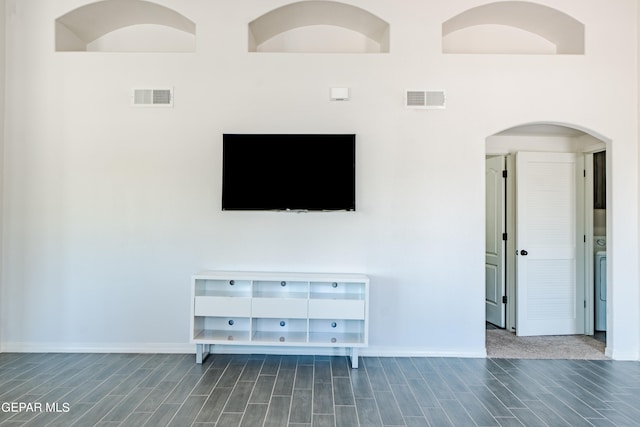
[516,152,585,336]
[485,156,506,328]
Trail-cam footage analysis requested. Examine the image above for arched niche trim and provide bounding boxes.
[443,1,584,54]
[492,122,609,142]
[248,1,390,53]
[55,0,196,52]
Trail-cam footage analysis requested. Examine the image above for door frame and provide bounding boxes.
[490,152,597,335]
[583,148,607,336]
[505,154,516,332]
[513,151,585,336]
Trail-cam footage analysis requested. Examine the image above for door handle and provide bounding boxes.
[520,250,528,256]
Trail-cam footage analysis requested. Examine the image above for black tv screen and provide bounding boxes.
[222,134,356,211]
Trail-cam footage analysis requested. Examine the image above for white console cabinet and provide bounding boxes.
[190,271,369,368]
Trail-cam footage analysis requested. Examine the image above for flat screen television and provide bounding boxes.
[222,134,356,211]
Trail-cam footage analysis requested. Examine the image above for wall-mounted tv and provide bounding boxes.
[222,134,356,211]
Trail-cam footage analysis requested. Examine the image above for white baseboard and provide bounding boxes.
[1,342,487,359]
[363,346,487,358]
[6,341,635,360]
[0,342,194,354]
[607,347,640,361]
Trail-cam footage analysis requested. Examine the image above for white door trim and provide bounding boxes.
[584,152,595,336]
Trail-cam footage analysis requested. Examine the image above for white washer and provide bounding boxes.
[595,249,607,331]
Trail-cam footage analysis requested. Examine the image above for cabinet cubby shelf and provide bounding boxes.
[190,271,369,368]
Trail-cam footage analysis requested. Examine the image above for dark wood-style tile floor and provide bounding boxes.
[1,352,640,426]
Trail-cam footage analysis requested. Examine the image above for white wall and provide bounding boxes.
[637,0,640,359]
[0,0,5,348]
[2,0,639,359]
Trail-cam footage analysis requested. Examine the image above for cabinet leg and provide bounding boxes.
[349,348,359,369]
[195,344,210,364]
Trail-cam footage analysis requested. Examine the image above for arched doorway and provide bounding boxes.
[484,122,610,357]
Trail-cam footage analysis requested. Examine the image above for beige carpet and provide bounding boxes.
[486,329,608,359]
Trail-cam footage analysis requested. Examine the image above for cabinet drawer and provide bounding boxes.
[308,300,365,320]
[194,296,251,317]
[252,298,308,318]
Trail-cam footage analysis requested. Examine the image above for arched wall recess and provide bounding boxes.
[248,1,390,53]
[442,1,584,54]
[55,0,196,52]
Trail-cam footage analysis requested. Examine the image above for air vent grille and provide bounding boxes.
[406,91,426,107]
[405,90,446,109]
[133,88,173,107]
